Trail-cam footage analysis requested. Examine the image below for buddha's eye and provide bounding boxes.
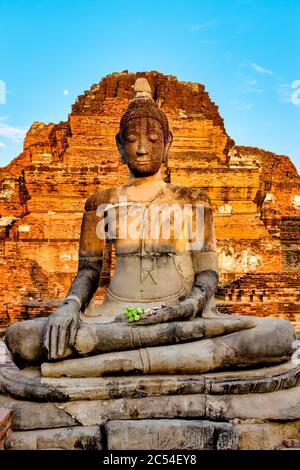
[126,134,138,143]
[148,133,158,142]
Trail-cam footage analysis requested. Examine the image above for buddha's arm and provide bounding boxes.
[44,205,105,359]
[186,202,219,316]
[65,209,104,311]
[185,254,219,316]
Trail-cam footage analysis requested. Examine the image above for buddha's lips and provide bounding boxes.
[135,159,151,164]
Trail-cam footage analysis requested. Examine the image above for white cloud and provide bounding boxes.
[0,122,28,143]
[250,62,274,76]
[230,100,254,111]
[277,84,292,103]
[0,80,6,105]
[291,80,300,105]
[241,79,263,94]
[246,79,257,86]
[63,89,69,95]
[277,82,300,106]
[190,21,216,31]
[0,141,5,147]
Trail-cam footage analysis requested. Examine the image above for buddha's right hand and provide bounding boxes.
[115,299,197,326]
[44,300,80,360]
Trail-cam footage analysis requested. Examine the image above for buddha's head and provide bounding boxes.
[116,78,172,177]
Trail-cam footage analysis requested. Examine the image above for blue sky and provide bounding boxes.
[0,0,299,170]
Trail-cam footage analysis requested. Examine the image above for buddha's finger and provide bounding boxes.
[57,323,69,358]
[44,323,51,357]
[178,299,198,319]
[115,314,128,324]
[50,325,59,359]
[69,319,77,346]
[137,307,176,325]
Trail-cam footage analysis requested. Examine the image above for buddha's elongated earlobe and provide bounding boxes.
[116,133,126,163]
[163,131,173,162]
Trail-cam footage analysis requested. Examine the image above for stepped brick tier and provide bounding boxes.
[0,71,299,331]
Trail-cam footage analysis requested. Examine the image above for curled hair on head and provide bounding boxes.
[118,79,170,144]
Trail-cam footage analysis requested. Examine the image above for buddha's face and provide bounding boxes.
[120,117,167,176]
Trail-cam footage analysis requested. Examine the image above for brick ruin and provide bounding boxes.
[0,71,299,330]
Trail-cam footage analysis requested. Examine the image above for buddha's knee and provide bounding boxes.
[5,318,47,368]
[230,316,296,361]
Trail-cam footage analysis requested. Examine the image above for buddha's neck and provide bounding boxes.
[128,171,164,186]
[124,171,166,201]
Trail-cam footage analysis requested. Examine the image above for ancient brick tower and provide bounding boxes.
[0,71,299,329]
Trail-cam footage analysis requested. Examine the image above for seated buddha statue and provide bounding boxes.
[4,79,296,378]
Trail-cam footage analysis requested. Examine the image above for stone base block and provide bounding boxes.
[105,420,239,450]
[1,384,300,450]
[1,360,300,402]
[3,418,300,450]
[5,426,102,450]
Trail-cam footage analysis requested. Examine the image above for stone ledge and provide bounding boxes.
[1,360,300,402]
[1,384,300,431]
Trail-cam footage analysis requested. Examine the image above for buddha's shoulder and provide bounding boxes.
[84,187,121,211]
[166,184,211,206]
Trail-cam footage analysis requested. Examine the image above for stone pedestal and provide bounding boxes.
[1,361,300,450]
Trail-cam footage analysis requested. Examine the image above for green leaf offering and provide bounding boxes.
[123,306,145,322]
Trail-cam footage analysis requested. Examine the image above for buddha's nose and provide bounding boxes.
[136,141,148,156]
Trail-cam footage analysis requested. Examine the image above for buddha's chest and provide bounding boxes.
[98,202,204,255]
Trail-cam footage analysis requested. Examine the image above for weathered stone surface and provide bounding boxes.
[282,438,300,448]
[3,415,300,450]
[0,394,78,430]
[59,395,207,427]
[0,72,299,330]
[235,420,300,450]
[0,408,11,450]
[5,425,102,450]
[105,419,239,450]
[1,360,299,402]
[206,385,300,421]
[59,384,300,427]
[1,385,300,431]
[1,380,300,449]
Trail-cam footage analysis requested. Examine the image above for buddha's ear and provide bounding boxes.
[163,131,173,162]
[116,132,126,163]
